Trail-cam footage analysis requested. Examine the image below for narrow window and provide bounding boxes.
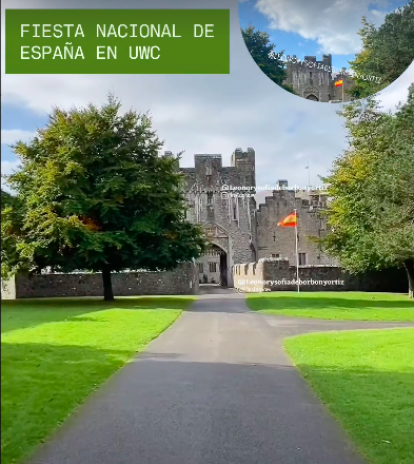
[209,262,217,273]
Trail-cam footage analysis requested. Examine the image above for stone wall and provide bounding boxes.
[1,277,16,300]
[180,150,258,287]
[233,258,408,293]
[283,54,353,102]
[196,253,220,284]
[256,189,337,266]
[8,262,199,299]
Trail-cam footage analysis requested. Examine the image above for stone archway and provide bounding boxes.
[197,243,228,287]
[197,223,233,287]
[306,94,319,101]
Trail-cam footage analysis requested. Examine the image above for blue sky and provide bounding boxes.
[1,103,47,162]
[238,0,408,71]
[1,0,413,194]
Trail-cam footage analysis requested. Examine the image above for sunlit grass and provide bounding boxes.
[1,296,194,464]
[285,329,414,464]
[247,292,414,320]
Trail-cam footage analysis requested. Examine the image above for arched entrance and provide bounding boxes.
[197,243,228,287]
[306,94,319,101]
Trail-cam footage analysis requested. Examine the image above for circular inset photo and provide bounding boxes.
[238,0,414,103]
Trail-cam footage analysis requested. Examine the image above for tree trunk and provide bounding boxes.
[404,259,414,299]
[102,265,114,301]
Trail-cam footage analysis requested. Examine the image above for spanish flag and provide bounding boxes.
[334,79,343,87]
[277,212,297,227]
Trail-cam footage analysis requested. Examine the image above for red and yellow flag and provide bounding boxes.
[277,212,297,227]
[334,79,343,87]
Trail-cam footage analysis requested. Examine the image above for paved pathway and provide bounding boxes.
[27,293,413,464]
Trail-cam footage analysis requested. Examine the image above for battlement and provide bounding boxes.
[179,149,256,191]
[179,149,255,172]
[288,57,330,71]
[284,53,353,102]
[256,183,330,213]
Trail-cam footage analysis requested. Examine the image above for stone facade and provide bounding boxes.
[180,149,258,287]
[197,251,220,284]
[284,54,354,103]
[6,262,199,299]
[234,258,408,293]
[1,277,16,300]
[178,149,336,285]
[257,188,337,266]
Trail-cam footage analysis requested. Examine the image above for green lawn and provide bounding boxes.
[1,296,194,464]
[247,292,414,321]
[285,329,414,464]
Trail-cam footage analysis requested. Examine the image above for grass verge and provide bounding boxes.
[285,329,414,464]
[1,296,194,464]
[246,292,414,321]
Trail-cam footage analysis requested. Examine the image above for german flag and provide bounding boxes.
[334,79,343,87]
[277,212,297,227]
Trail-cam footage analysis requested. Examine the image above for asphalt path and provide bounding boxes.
[27,292,413,464]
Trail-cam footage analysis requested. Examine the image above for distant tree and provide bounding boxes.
[2,95,207,300]
[241,25,296,94]
[321,85,414,297]
[349,2,414,99]
[1,190,25,279]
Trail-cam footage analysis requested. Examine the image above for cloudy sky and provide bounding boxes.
[239,0,408,70]
[2,0,413,203]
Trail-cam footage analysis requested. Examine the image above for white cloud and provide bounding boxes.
[1,0,413,193]
[1,160,20,192]
[376,62,414,111]
[1,129,36,145]
[254,0,394,55]
[1,160,20,175]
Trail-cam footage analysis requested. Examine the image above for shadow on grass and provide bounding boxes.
[1,296,195,310]
[1,296,194,334]
[247,295,414,311]
[2,341,413,464]
[290,363,414,464]
[1,341,134,464]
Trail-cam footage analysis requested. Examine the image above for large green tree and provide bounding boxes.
[1,190,25,280]
[321,85,414,297]
[241,25,296,94]
[2,96,206,300]
[349,1,414,99]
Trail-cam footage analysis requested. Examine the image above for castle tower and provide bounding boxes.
[256,183,336,265]
[180,149,258,287]
[231,147,256,190]
[284,55,332,102]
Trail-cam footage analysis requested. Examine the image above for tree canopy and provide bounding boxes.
[348,1,414,99]
[321,85,414,297]
[241,25,296,94]
[2,96,207,299]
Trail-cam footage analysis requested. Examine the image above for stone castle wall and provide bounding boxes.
[257,189,337,266]
[7,262,199,299]
[233,258,408,293]
[180,149,258,286]
[284,54,353,102]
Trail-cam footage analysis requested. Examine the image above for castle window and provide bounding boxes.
[209,262,217,273]
[298,253,307,265]
[271,253,280,258]
[207,193,213,205]
[309,72,313,85]
[198,263,204,273]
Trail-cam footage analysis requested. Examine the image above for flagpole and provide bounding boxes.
[294,209,300,293]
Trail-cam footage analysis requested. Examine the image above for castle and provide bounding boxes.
[284,54,354,103]
[176,148,336,287]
